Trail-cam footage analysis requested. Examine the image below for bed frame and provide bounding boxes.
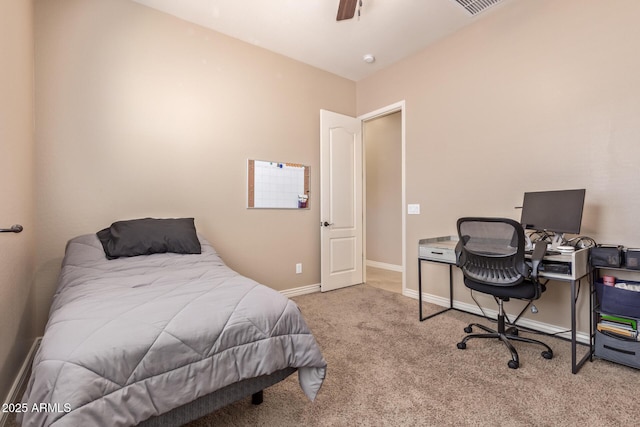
[138,367,297,426]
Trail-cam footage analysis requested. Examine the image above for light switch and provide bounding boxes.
[408,204,421,215]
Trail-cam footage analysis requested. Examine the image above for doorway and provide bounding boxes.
[360,102,405,295]
[318,103,405,294]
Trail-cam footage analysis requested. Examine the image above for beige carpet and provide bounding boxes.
[8,284,639,426]
[186,284,639,426]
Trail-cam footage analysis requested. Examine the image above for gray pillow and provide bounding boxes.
[97,218,201,259]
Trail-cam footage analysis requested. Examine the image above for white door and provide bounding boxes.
[320,110,363,292]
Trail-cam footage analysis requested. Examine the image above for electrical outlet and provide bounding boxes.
[296,263,302,274]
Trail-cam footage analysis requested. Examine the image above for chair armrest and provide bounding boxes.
[530,241,547,280]
[455,236,469,267]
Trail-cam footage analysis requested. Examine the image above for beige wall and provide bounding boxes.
[357,0,640,331]
[365,112,402,267]
[33,0,355,332]
[0,0,36,402]
[19,0,640,379]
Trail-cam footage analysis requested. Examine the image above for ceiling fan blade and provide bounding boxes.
[336,0,358,21]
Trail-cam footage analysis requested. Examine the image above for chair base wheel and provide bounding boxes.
[542,350,553,360]
[457,342,466,350]
[508,360,519,369]
[464,326,473,333]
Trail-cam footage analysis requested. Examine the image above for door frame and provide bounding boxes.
[359,100,406,294]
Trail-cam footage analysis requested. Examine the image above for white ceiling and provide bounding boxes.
[131,0,512,81]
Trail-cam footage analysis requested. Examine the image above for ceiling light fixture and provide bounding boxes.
[363,54,375,64]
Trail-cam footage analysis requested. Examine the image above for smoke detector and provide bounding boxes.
[363,54,375,64]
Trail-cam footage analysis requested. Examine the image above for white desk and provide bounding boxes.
[418,236,593,374]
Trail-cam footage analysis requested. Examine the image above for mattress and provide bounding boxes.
[19,234,326,426]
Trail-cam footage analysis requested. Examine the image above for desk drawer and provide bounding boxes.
[419,246,456,263]
[595,330,640,369]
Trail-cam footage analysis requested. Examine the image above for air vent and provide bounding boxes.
[454,0,503,15]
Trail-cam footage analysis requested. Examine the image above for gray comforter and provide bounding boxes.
[20,234,326,426]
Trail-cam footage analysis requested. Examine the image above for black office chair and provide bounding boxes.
[455,217,553,369]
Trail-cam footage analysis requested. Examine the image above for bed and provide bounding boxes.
[19,218,326,426]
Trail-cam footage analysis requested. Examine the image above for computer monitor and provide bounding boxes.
[520,189,586,235]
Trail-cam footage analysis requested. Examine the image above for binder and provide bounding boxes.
[600,314,637,330]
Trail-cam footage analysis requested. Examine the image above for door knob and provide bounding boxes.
[322,221,334,227]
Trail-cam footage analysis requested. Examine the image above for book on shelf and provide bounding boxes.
[597,322,638,340]
[600,313,637,330]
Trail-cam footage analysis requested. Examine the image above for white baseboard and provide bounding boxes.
[280,283,321,298]
[1,337,41,427]
[366,260,403,272]
[403,288,591,344]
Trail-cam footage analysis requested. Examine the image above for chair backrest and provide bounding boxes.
[456,217,529,286]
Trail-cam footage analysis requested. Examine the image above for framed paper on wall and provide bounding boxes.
[247,159,310,209]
